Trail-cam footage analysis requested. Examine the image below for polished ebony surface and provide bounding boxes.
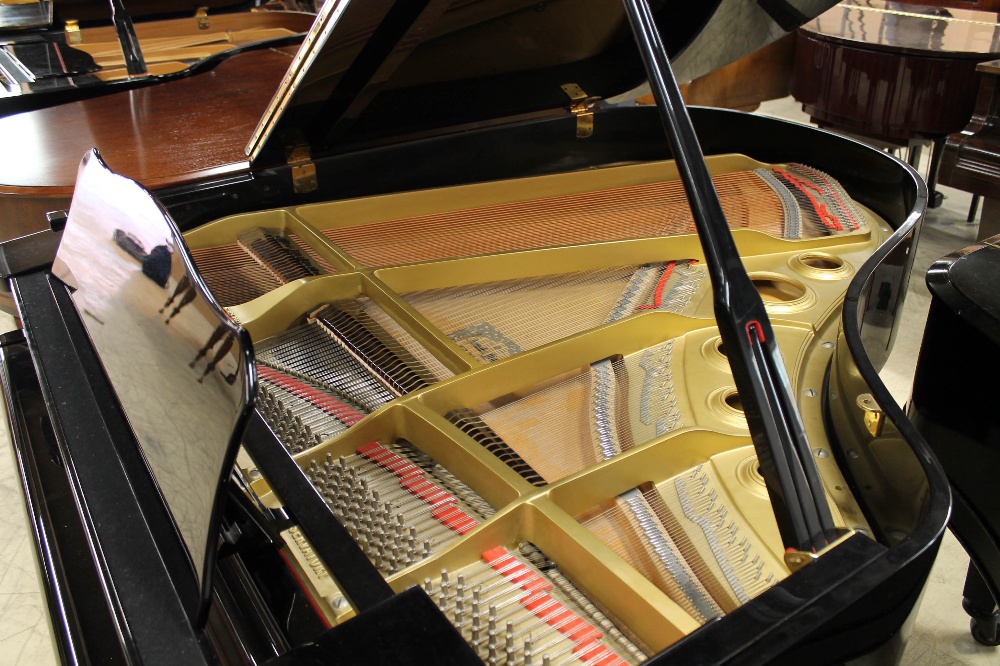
[8,269,215,664]
[50,150,255,622]
[0,102,953,666]
[939,59,1000,239]
[0,0,51,31]
[247,0,837,163]
[912,238,1000,645]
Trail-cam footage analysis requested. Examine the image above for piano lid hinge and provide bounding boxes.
[286,143,318,194]
[65,19,82,44]
[561,83,600,139]
[856,393,884,437]
[195,7,210,30]
[784,528,856,572]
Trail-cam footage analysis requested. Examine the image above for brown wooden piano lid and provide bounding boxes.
[0,45,297,196]
[801,0,1000,57]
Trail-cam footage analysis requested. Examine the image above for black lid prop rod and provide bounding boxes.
[108,0,147,77]
[620,0,836,554]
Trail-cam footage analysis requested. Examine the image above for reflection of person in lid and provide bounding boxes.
[161,275,198,325]
[141,245,172,288]
[191,325,239,385]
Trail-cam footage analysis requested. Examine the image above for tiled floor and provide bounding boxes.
[0,97,997,664]
[0,311,58,665]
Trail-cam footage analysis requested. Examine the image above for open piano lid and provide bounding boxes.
[246,0,839,166]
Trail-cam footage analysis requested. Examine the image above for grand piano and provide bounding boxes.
[792,0,1000,208]
[0,1,950,664]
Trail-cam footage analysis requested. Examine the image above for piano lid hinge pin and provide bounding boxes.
[287,143,318,194]
[561,83,600,139]
[195,7,210,30]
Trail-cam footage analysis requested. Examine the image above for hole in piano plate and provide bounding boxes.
[723,391,743,413]
[750,276,806,304]
[799,255,843,271]
[788,252,853,282]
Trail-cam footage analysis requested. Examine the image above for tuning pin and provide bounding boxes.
[440,570,452,608]
[487,609,499,664]
[505,621,516,663]
[471,588,483,641]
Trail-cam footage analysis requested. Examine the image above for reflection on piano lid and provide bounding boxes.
[0,9,316,116]
[0,0,52,32]
[792,0,1000,206]
[50,149,255,624]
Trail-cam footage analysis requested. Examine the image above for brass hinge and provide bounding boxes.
[856,393,883,437]
[195,7,210,30]
[287,144,318,194]
[65,19,81,44]
[561,83,600,138]
[784,529,856,572]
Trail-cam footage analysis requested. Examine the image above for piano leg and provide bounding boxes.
[927,137,946,209]
[969,195,981,224]
[978,198,1000,241]
[962,560,1000,646]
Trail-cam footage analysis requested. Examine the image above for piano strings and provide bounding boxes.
[321,165,865,268]
[402,261,704,364]
[190,226,335,306]
[449,338,682,486]
[189,161,871,655]
[580,471,783,627]
[304,440,495,575]
[253,297,453,453]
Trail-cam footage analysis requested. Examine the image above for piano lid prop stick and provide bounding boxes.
[108,0,147,76]
[619,0,835,553]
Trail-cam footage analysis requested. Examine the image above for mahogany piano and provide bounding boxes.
[792,0,1000,208]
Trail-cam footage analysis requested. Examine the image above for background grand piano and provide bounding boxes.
[791,0,1000,208]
